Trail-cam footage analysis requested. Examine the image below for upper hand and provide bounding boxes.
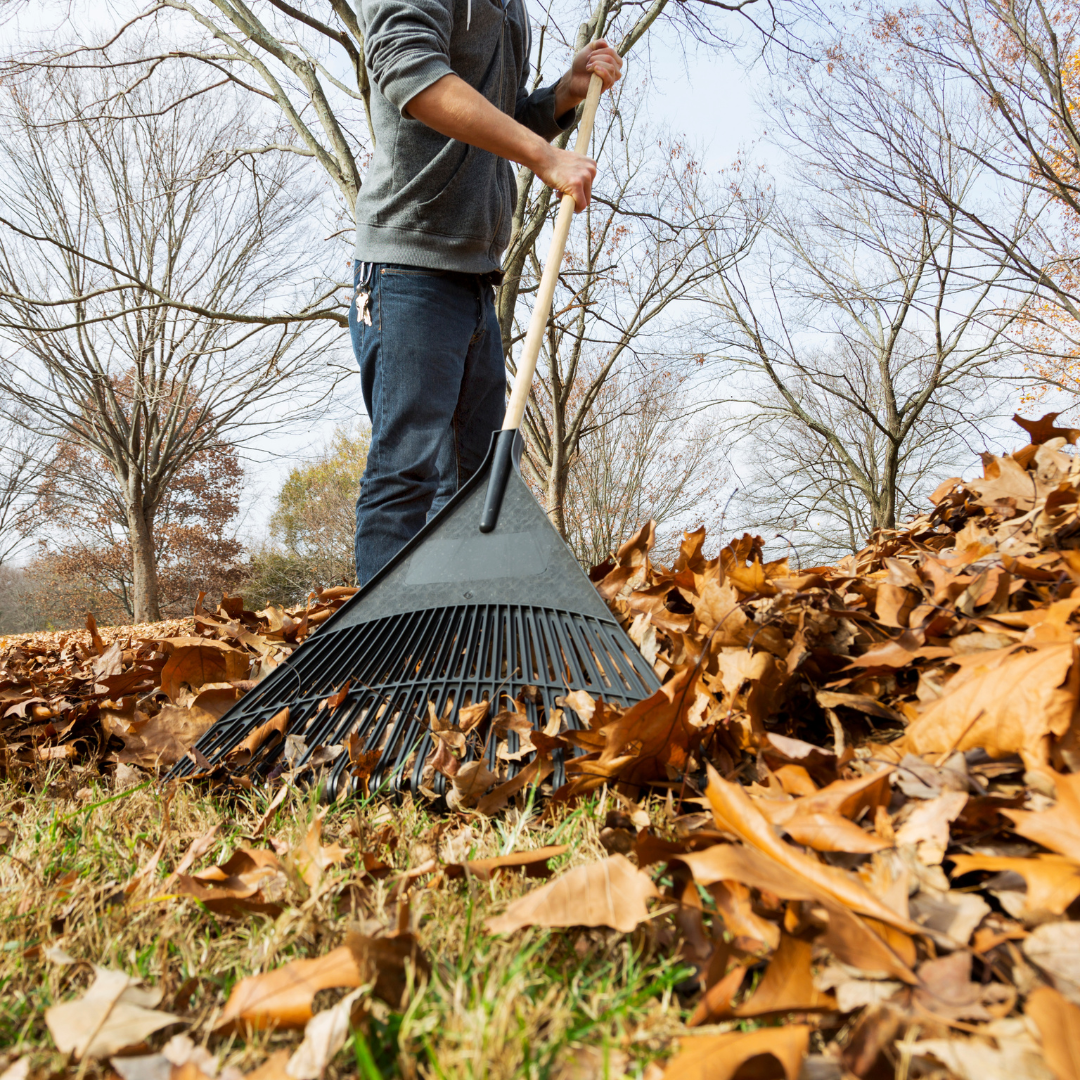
[559,39,622,108]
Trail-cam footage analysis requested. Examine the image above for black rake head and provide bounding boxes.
[165,434,660,801]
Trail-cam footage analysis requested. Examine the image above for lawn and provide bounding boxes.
[1,776,695,1079]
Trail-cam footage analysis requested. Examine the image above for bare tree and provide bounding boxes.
[11,0,779,195]
[491,0,720,353]
[0,406,46,567]
[1,0,797,565]
[0,64,343,621]
[774,0,1080,386]
[3,0,775,282]
[706,143,1021,556]
[2,0,788,459]
[559,365,729,568]
[142,0,778,393]
[729,343,999,560]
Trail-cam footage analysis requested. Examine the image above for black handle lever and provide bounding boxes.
[479,429,518,533]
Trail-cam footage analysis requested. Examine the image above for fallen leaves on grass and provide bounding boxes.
[174,846,288,917]
[111,704,218,768]
[0,589,357,779]
[487,854,659,934]
[345,927,431,1008]
[286,809,349,889]
[13,413,1080,1079]
[44,967,180,1059]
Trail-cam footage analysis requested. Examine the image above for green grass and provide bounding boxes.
[0,767,697,1078]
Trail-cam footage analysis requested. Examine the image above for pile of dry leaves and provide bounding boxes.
[0,587,357,777]
[7,412,1080,1079]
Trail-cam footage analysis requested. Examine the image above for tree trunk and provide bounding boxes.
[546,441,569,540]
[126,493,161,623]
[881,443,900,532]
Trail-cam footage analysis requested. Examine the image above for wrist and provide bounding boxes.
[554,71,584,117]
[521,133,556,176]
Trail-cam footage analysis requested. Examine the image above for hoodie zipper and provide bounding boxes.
[488,0,522,263]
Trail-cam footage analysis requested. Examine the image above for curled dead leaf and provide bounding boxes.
[45,967,180,1060]
[444,844,568,881]
[662,1024,811,1080]
[214,946,364,1032]
[903,644,1079,768]
[1025,986,1080,1080]
[175,847,287,917]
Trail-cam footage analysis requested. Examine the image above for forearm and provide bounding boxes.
[406,71,598,210]
[407,74,552,173]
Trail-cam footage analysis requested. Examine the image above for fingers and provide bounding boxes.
[567,174,589,211]
[578,166,593,211]
[584,39,622,91]
[539,148,597,212]
[567,157,596,211]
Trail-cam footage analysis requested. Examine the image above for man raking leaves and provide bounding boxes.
[350,0,621,585]
[163,1,650,797]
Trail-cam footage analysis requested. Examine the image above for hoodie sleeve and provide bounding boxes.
[362,0,456,117]
[515,82,576,141]
[514,3,574,142]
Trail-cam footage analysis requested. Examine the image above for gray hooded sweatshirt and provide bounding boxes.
[354,0,573,274]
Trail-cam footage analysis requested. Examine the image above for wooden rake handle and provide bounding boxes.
[503,72,605,431]
[479,73,604,533]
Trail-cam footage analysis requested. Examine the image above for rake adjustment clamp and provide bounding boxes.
[479,428,519,532]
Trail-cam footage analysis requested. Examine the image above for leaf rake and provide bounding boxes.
[165,75,661,800]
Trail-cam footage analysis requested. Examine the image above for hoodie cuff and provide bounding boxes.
[517,84,576,142]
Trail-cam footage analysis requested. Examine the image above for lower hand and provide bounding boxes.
[535,145,597,211]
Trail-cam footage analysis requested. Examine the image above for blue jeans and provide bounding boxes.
[349,261,506,585]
